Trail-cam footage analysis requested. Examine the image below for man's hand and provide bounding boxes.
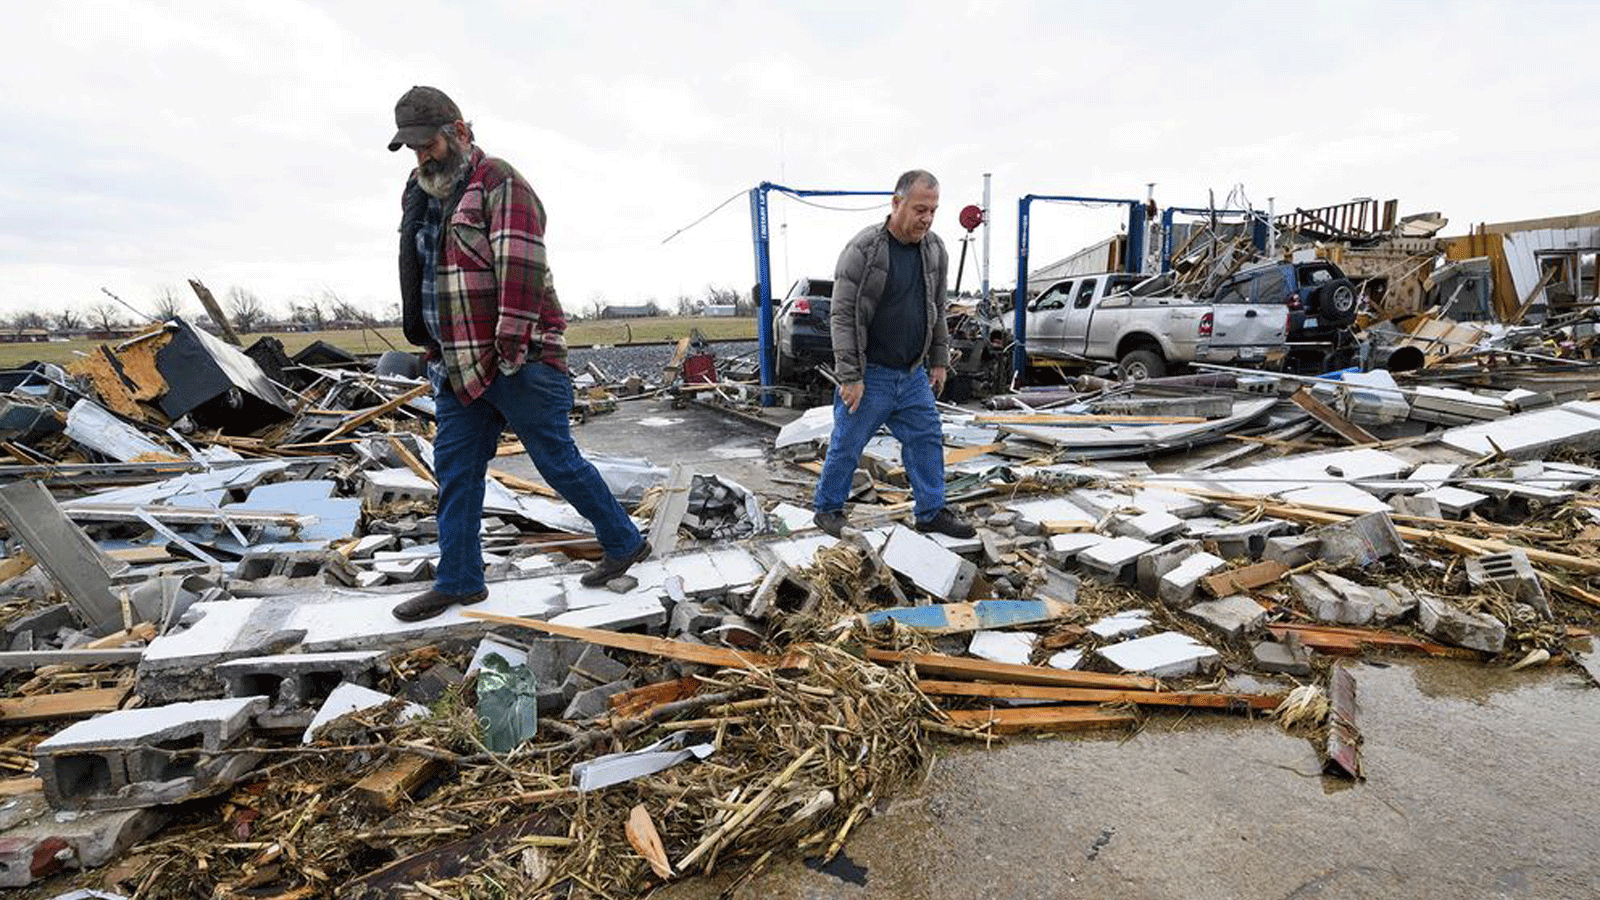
[839,381,865,413]
[929,366,947,397]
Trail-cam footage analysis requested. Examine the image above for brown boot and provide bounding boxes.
[392,587,488,622]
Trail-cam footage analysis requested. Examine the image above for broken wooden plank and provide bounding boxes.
[187,278,241,346]
[866,649,1159,690]
[918,680,1283,711]
[353,753,441,811]
[1042,520,1095,534]
[460,611,796,670]
[344,813,559,896]
[860,599,1079,635]
[608,677,703,720]
[386,434,436,487]
[1202,560,1290,597]
[1290,387,1378,445]
[315,382,430,444]
[0,686,129,723]
[940,706,1138,734]
[943,442,1006,465]
[1266,623,1472,658]
[648,462,692,557]
[1324,663,1362,778]
[0,777,43,797]
[0,551,34,583]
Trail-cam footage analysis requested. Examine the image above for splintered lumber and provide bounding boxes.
[345,814,560,896]
[188,278,241,346]
[608,677,703,719]
[0,777,42,797]
[941,706,1138,734]
[460,611,798,670]
[315,382,430,444]
[353,753,441,811]
[1290,387,1378,445]
[1324,664,1362,778]
[1203,560,1290,596]
[1042,520,1095,534]
[943,442,1006,465]
[1267,623,1472,658]
[917,680,1283,712]
[0,686,130,723]
[865,649,1159,690]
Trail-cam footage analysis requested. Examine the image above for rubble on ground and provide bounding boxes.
[1,305,1599,900]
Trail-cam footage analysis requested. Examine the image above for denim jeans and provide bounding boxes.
[813,363,946,521]
[432,361,642,594]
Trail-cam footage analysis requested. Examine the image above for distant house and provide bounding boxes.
[601,304,655,319]
[0,329,51,344]
[701,304,738,317]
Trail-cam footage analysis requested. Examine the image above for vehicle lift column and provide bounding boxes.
[1012,194,1147,376]
[749,181,892,405]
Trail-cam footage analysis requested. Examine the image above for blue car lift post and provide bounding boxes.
[1011,194,1147,376]
[749,181,893,406]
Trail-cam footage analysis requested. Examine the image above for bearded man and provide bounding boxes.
[389,86,647,621]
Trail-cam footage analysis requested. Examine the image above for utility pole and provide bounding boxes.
[981,172,992,302]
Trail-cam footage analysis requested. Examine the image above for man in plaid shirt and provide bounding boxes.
[390,86,647,621]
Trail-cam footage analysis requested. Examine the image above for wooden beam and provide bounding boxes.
[1289,387,1378,445]
[187,278,241,346]
[608,677,703,720]
[940,706,1137,734]
[0,686,129,723]
[918,680,1283,711]
[353,753,441,811]
[867,649,1159,690]
[1267,623,1473,658]
[460,611,797,670]
[1202,560,1290,597]
[315,382,430,444]
[943,442,1006,465]
[0,777,43,797]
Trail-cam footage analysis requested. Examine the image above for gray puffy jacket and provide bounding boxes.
[828,220,950,384]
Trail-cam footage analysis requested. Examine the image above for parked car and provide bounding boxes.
[1210,261,1359,372]
[1024,272,1146,361]
[1021,272,1290,379]
[772,277,1011,399]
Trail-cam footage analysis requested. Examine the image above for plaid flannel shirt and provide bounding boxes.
[404,146,568,404]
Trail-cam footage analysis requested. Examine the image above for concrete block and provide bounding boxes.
[303,683,426,743]
[985,511,1019,529]
[967,630,1037,666]
[1416,486,1489,518]
[1113,510,1184,542]
[1086,610,1152,640]
[1388,493,1443,520]
[1156,552,1226,606]
[1097,631,1220,678]
[880,526,977,601]
[1077,536,1158,585]
[217,650,385,727]
[399,662,464,706]
[0,802,168,887]
[669,600,723,637]
[1262,534,1321,568]
[361,467,438,506]
[1252,639,1312,676]
[1416,593,1506,653]
[1202,520,1291,560]
[1183,595,1268,641]
[1313,511,1405,567]
[346,534,398,559]
[570,644,630,685]
[1291,572,1375,626]
[1046,532,1110,567]
[563,678,635,720]
[1135,539,1201,596]
[1466,550,1549,617]
[35,697,268,811]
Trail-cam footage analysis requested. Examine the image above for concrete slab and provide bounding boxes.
[1087,610,1152,640]
[880,526,977,601]
[967,630,1037,666]
[1441,402,1600,459]
[1416,593,1506,654]
[1157,552,1227,606]
[1097,631,1220,678]
[1416,485,1490,518]
[1077,536,1158,583]
[1114,510,1185,542]
[1184,595,1268,641]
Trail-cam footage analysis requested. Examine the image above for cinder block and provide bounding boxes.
[1465,550,1549,617]
[880,526,977,600]
[1097,631,1220,678]
[1135,539,1201,597]
[0,798,168,887]
[1183,595,1268,641]
[361,468,438,506]
[1157,552,1227,606]
[217,650,386,728]
[35,697,267,811]
[1077,537,1158,585]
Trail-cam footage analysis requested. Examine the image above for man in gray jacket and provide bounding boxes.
[812,170,975,540]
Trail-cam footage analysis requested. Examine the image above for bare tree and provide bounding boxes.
[226,286,267,333]
[87,303,123,333]
[673,293,699,316]
[7,310,47,334]
[151,285,185,321]
[642,300,661,317]
[582,292,605,320]
[290,298,328,331]
[53,308,83,332]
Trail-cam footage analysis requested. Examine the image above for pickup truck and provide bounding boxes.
[1024,272,1289,379]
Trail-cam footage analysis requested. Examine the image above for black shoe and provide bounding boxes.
[581,541,650,588]
[916,508,976,539]
[393,587,488,622]
[814,510,848,538]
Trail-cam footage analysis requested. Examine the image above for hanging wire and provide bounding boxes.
[660,189,747,245]
[777,193,889,213]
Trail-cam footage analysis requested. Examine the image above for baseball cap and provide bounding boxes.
[387,86,462,152]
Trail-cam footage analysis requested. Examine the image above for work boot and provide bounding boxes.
[392,587,488,622]
[580,541,651,588]
[915,508,976,539]
[813,510,849,538]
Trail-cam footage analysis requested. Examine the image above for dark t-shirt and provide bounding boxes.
[865,237,928,370]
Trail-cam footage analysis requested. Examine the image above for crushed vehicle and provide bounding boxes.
[773,276,1012,401]
[1022,271,1291,379]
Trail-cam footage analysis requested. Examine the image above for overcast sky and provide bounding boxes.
[3,0,1597,322]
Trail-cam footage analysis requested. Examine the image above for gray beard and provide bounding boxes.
[417,141,470,199]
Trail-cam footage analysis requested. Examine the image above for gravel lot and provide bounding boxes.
[568,339,758,382]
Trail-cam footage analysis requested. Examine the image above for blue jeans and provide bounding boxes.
[432,361,642,594]
[814,363,946,521]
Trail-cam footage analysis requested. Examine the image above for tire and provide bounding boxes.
[1118,348,1167,381]
[774,351,795,384]
[1312,279,1358,326]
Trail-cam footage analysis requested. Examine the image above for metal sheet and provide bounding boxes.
[0,481,123,628]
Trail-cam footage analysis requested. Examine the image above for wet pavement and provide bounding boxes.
[664,659,1600,900]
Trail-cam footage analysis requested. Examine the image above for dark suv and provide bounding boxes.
[1213,261,1358,372]
[773,277,834,380]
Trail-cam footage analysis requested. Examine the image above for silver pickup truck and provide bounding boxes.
[1025,272,1289,379]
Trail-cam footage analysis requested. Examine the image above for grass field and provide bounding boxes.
[0,316,758,368]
